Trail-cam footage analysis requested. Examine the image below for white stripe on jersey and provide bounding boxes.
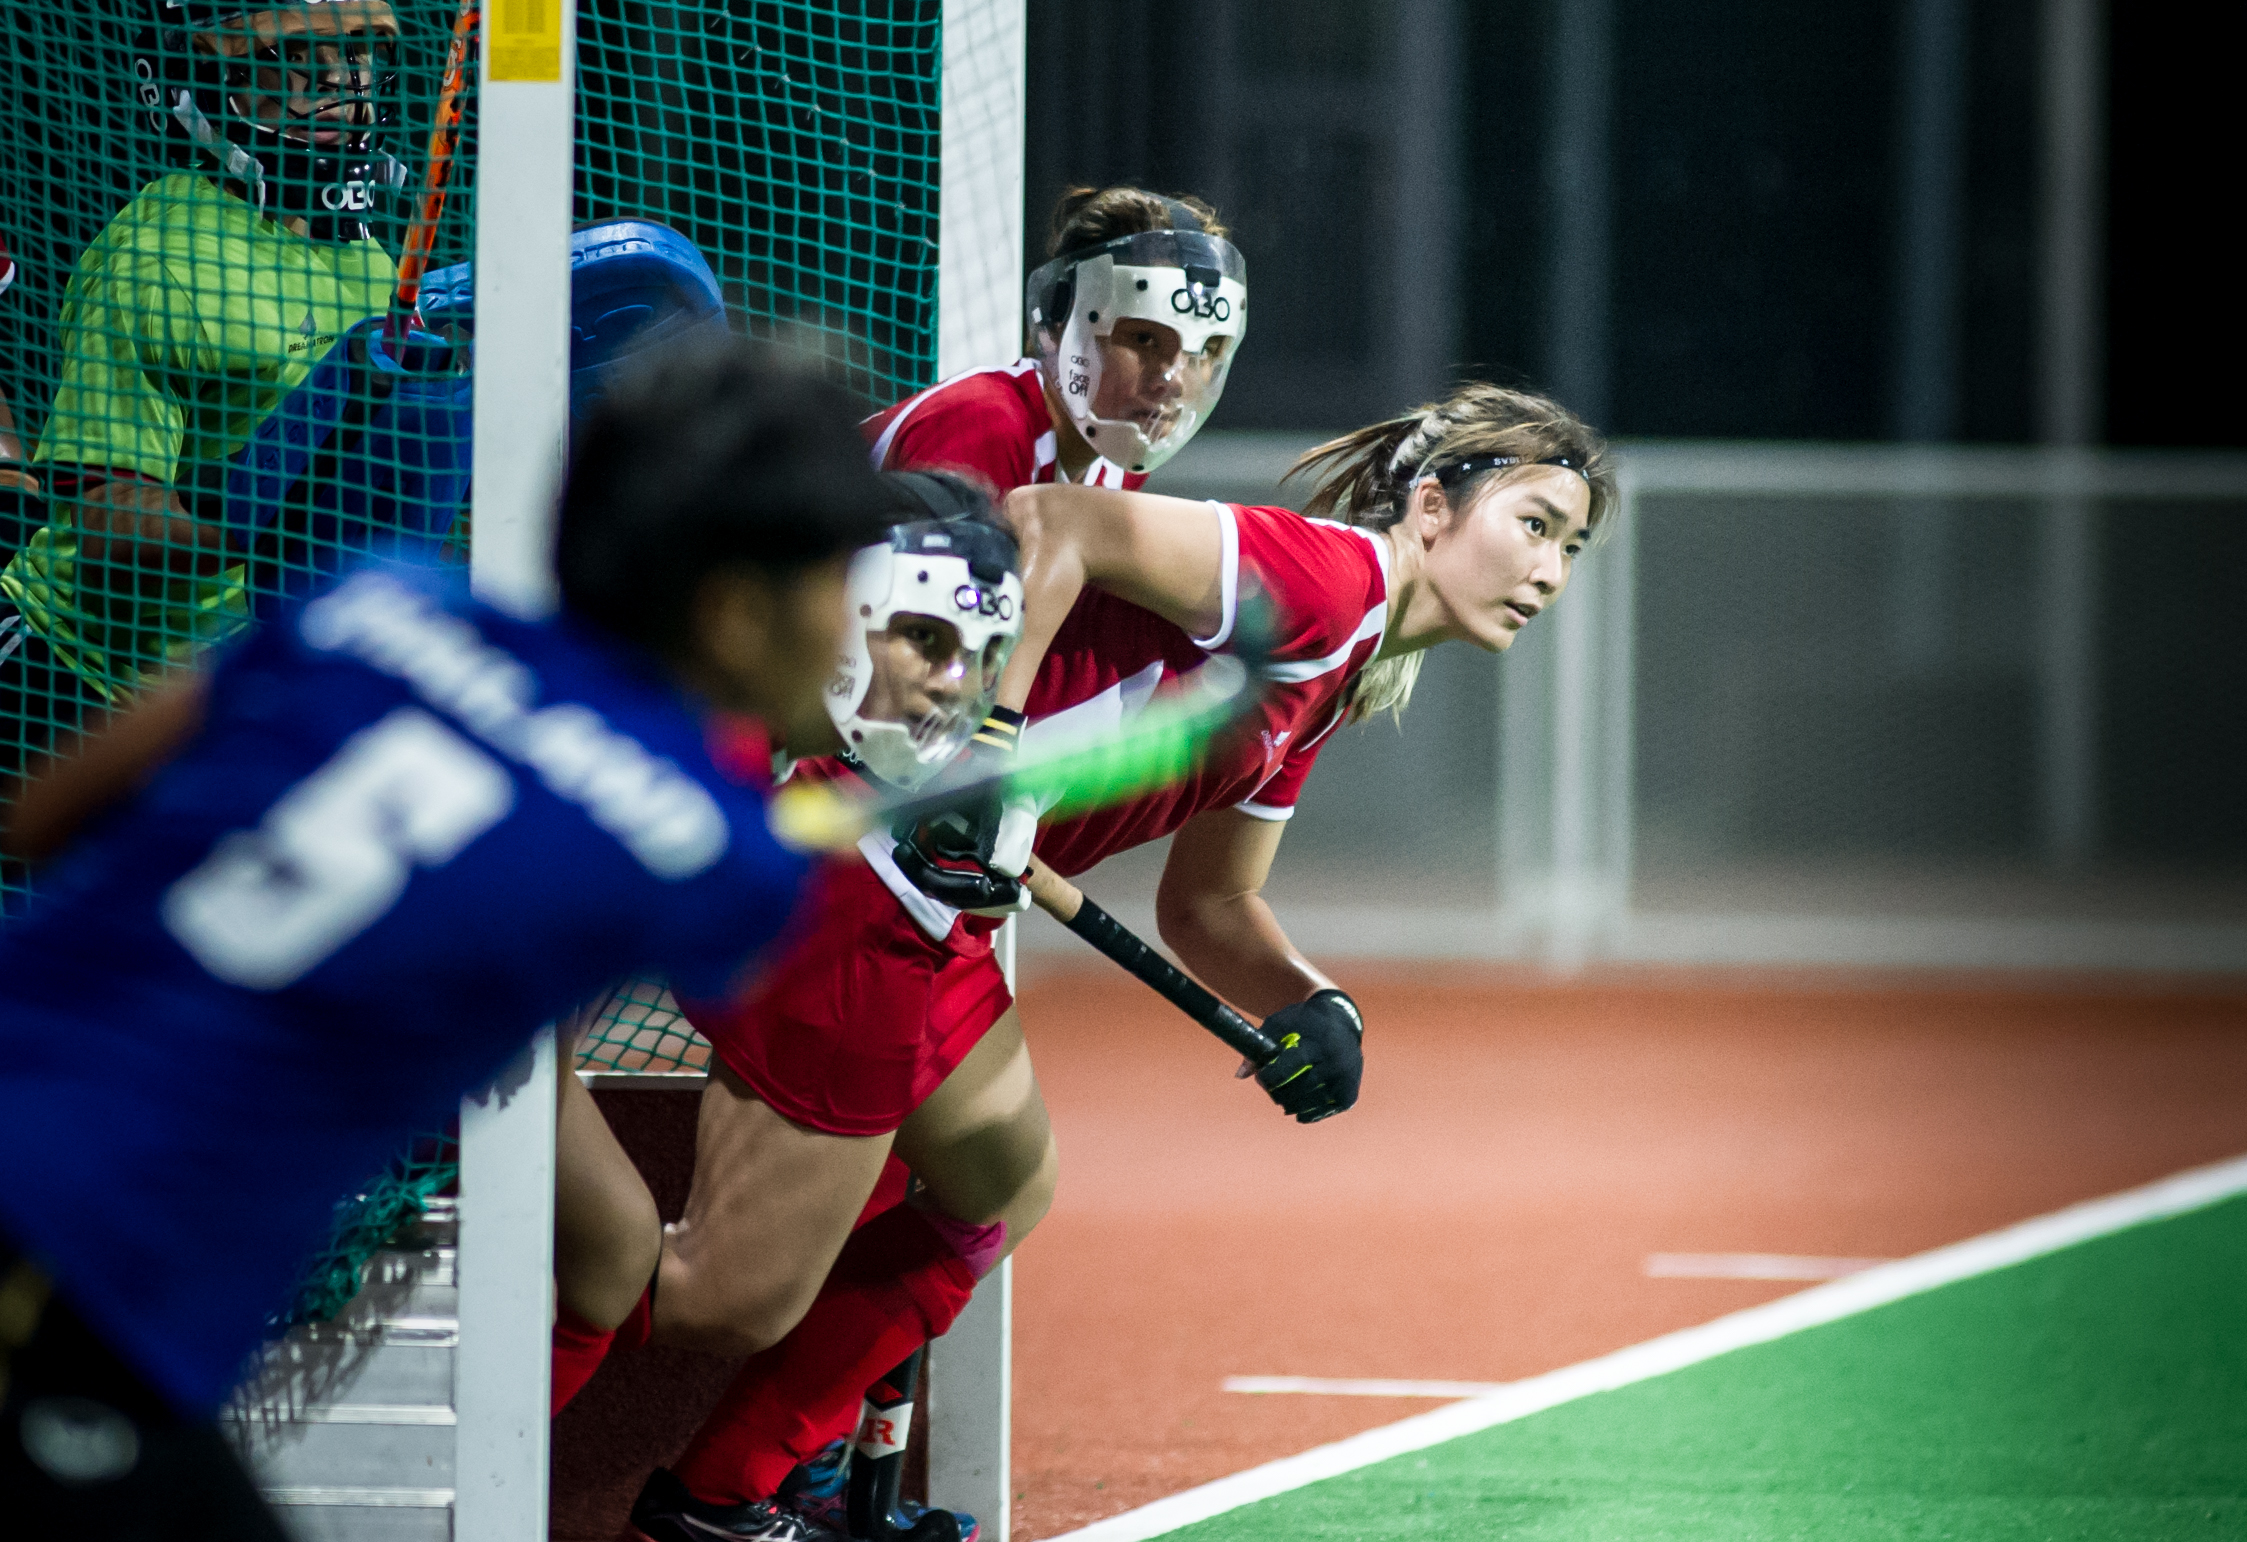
[1306,516,1395,589]
[1189,501,1241,651]
[1263,600,1387,684]
[857,830,960,942]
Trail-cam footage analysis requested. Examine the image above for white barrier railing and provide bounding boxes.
[1132,434,2247,975]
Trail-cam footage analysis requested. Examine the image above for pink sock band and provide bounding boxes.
[911,1202,1006,1280]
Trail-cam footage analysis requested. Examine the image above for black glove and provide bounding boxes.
[1253,989,1364,1123]
[892,705,1027,867]
[892,707,1034,915]
[890,834,1028,914]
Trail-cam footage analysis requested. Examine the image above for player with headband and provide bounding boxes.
[0,338,899,1540]
[610,381,1615,1542]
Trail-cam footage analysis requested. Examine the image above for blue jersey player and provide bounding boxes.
[0,336,898,1539]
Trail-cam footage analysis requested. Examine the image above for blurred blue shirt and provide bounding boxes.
[0,565,805,1413]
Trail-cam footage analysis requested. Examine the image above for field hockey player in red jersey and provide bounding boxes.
[866,184,1245,491]
[589,383,1613,1542]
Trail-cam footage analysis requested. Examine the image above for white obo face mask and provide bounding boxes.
[826,523,1026,789]
[1028,227,1248,475]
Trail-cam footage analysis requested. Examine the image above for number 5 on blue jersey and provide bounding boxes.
[162,707,515,991]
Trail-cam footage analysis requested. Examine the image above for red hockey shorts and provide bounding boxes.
[684,857,1014,1137]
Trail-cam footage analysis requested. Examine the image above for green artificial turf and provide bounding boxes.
[1169,1195,2247,1540]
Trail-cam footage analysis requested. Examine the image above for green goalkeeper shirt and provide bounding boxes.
[4,171,394,697]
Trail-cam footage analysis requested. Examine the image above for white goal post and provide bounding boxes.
[455,0,576,1538]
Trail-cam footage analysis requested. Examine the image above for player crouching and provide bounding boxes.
[638,381,1615,1540]
[551,469,1027,1542]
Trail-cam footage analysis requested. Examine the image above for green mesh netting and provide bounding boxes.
[576,976,713,1074]
[562,0,949,1086]
[577,0,942,406]
[1,0,484,1322]
[1,1,943,1323]
[1,0,482,918]
[273,1126,458,1328]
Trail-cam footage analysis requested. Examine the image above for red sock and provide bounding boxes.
[550,1279,657,1415]
[672,1206,980,1505]
[550,1305,613,1415]
[858,1154,913,1227]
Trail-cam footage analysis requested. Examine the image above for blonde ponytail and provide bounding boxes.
[1286,383,1614,724]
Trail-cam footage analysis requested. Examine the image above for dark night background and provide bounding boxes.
[1025,0,2237,448]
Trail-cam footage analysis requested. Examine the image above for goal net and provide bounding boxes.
[1,0,1021,1532]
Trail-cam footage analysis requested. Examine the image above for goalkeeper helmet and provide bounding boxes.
[131,1,407,240]
[827,474,1025,790]
[409,220,729,424]
[565,220,728,419]
[1026,202,1247,475]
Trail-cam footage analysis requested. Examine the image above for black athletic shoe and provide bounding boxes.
[627,1465,842,1542]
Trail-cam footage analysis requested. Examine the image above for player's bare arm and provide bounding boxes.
[1154,806,1339,1018]
[994,483,1227,709]
[73,478,234,577]
[1,668,208,865]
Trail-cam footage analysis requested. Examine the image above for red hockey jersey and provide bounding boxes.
[856,501,1390,943]
[864,358,1147,491]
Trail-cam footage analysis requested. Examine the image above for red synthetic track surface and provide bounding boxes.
[1008,965,2247,1539]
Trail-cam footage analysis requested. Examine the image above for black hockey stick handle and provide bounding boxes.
[1024,862,1282,1066]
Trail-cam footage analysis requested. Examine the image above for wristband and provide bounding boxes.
[969,704,1026,756]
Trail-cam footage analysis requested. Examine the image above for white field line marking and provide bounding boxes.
[1645,1252,1893,1281]
[1223,1377,1508,1399]
[1049,1150,2247,1542]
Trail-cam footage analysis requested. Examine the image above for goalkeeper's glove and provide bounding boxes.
[1250,989,1365,1124]
[892,706,1038,916]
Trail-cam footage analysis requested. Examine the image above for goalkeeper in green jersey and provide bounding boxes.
[0,1,404,775]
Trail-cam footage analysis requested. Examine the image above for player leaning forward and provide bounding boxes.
[0,340,896,1538]
[607,402,1616,1535]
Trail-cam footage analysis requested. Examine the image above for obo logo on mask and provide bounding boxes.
[1170,286,1231,322]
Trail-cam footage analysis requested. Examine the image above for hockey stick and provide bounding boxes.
[766,651,1263,856]
[1020,858,1280,1066]
[391,0,479,327]
[766,607,1282,1063]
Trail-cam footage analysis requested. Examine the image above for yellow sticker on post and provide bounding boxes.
[489,0,562,82]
